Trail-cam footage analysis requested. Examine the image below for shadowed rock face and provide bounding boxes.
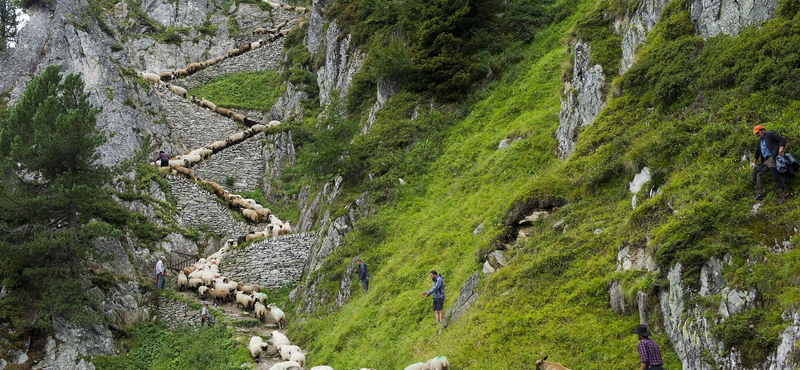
[617,0,671,75]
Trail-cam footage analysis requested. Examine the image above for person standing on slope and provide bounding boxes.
[155,256,166,289]
[422,270,445,324]
[353,257,369,293]
[751,125,789,203]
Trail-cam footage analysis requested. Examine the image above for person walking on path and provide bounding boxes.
[632,324,664,370]
[751,125,789,203]
[156,256,166,289]
[157,151,170,167]
[354,257,368,293]
[422,270,445,324]
[201,301,211,326]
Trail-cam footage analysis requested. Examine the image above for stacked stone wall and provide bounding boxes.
[221,233,315,289]
[193,133,266,193]
[168,175,250,239]
[160,91,241,153]
[157,295,214,329]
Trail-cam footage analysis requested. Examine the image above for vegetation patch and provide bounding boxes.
[188,70,283,112]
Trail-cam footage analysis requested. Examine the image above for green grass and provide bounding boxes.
[187,70,283,111]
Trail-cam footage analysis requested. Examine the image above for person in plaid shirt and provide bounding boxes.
[632,324,664,370]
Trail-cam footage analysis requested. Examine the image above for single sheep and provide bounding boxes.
[279,221,292,235]
[166,83,187,98]
[403,363,429,370]
[279,344,300,361]
[216,106,232,117]
[172,165,195,178]
[242,209,262,223]
[201,97,217,111]
[177,271,188,291]
[188,277,204,289]
[140,72,161,84]
[186,62,202,74]
[236,291,255,310]
[207,140,227,152]
[251,124,267,132]
[253,27,267,35]
[238,43,252,53]
[251,291,268,305]
[245,231,266,242]
[268,120,282,127]
[250,40,262,49]
[174,68,188,77]
[271,330,291,348]
[159,71,174,81]
[254,301,268,323]
[267,303,287,329]
[197,285,208,299]
[268,362,302,370]
[535,356,571,370]
[227,48,240,57]
[207,288,230,305]
[427,356,449,370]
[238,283,261,294]
[232,113,246,123]
[268,214,284,227]
[248,336,270,360]
[289,348,305,367]
[227,132,246,144]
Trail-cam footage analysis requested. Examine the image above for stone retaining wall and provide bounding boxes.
[193,132,265,194]
[157,295,214,329]
[221,233,315,289]
[159,90,241,153]
[169,175,250,240]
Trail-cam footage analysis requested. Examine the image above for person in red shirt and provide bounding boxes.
[632,324,664,370]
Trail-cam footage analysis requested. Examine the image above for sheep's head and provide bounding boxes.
[535,356,549,369]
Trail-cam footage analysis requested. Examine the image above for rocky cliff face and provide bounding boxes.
[615,0,671,74]
[691,0,780,38]
[556,40,606,158]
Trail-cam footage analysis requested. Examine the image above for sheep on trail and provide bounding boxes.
[535,356,571,370]
[427,356,449,370]
[216,106,232,117]
[177,271,188,291]
[159,71,174,81]
[254,301,268,323]
[253,27,267,35]
[245,232,265,242]
[279,344,300,361]
[188,277,204,289]
[289,348,306,367]
[271,330,291,348]
[268,362,302,370]
[267,303,287,329]
[197,285,208,299]
[248,336,270,360]
[207,288,230,306]
[166,83,187,98]
[242,208,262,223]
[140,72,161,84]
[238,283,261,294]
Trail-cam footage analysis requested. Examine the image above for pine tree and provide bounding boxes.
[0,65,121,330]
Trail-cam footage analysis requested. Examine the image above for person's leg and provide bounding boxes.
[361,278,369,293]
[754,164,770,197]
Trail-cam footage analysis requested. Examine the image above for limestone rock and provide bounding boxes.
[364,77,401,133]
[556,40,606,158]
[440,271,481,334]
[609,281,627,315]
[616,0,671,74]
[691,0,779,38]
[630,167,651,208]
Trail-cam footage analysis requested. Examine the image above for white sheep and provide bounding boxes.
[236,291,255,310]
[197,285,208,299]
[177,271,188,291]
[268,120,282,127]
[245,232,266,242]
[279,221,292,235]
[426,356,449,370]
[309,367,335,370]
[404,363,429,370]
[251,124,267,132]
[254,301,268,323]
[248,336,270,360]
[289,347,306,367]
[268,361,302,370]
[166,83,187,98]
[140,72,161,84]
[268,214,284,227]
[188,277,204,289]
[271,330,291,348]
[267,303,286,329]
[253,27,267,35]
[251,291,268,305]
[279,344,300,360]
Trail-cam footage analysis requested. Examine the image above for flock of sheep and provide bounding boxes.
[176,240,288,326]
[249,330,451,370]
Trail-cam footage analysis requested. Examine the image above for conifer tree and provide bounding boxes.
[0,65,120,330]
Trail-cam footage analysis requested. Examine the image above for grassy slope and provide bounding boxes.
[290,4,800,370]
[289,1,680,369]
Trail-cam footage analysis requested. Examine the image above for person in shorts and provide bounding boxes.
[422,270,445,324]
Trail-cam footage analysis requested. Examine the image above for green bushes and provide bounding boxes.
[187,71,283,111]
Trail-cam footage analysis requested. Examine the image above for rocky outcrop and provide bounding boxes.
[615,0,671,74]
[439,271,481,335]
[262,131,297,202]
[691,0,780,38]
[364,77,401,133]
[157,295,213,329]
[268,81,308,122]
[556,41,606,158]
[315,21,364,107]
[629,167,651,208]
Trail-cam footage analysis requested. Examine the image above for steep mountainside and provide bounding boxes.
[1,0,800,369]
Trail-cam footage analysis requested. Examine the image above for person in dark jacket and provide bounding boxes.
[422,270,445,324]
[353,257,368,293]
[157,151,170,167]
[750,125,789,203]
